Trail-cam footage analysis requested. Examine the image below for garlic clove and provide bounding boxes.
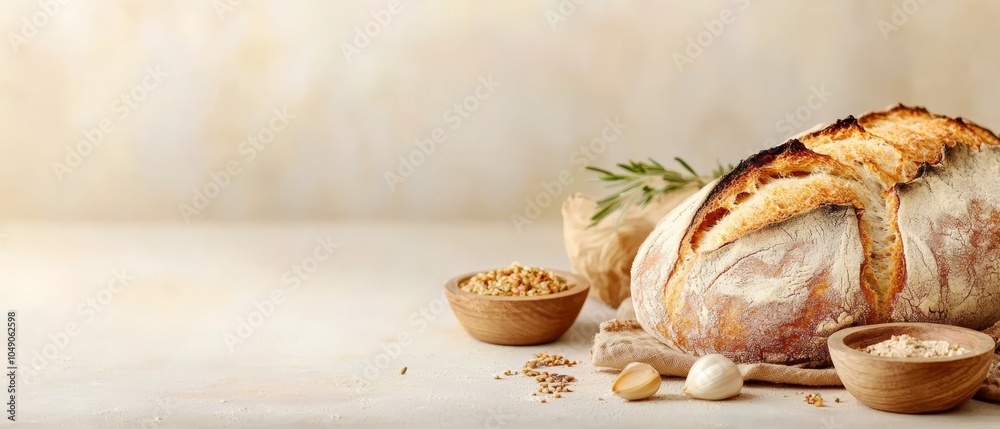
[612,362,662,401]
[683,354,743,401]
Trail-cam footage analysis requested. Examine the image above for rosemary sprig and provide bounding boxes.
[585,158,732,228]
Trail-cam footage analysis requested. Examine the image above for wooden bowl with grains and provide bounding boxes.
[828,322,996,414]
[445,263,590,346]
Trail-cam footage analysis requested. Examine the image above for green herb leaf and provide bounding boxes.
[586,157,733,228]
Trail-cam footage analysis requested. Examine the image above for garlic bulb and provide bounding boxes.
[683,354,743,400]
[611,362,662,400]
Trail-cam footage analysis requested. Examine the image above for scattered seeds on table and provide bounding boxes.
[516,351,581,401]
[400,367,407,375]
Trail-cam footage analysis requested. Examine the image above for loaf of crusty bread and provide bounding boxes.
[631,105,1000,366]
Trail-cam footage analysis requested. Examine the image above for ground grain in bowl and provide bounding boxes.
[860,334,969,358]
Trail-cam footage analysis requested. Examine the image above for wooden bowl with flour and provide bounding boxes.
[445,269,589,346]
[828,322,995,413]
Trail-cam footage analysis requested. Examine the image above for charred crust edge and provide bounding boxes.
[803,115,865,141]
[858,103,932,125]
[893,143,964,193]
[957,116,1000,142]
[891,103,930,115]
[697,140,815,213]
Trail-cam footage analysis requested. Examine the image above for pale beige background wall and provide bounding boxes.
[2,0,998,222]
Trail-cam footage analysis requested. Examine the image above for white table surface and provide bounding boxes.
[2,221,999,428]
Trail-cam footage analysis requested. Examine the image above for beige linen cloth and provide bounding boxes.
[591,315,1000,403]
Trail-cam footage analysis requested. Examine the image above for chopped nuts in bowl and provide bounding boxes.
[459,263,571,297]
[445,264,589,345]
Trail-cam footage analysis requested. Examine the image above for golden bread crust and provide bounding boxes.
[633,104,1000,364]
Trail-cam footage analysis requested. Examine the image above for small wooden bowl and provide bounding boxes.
[444,269,590,346]
[828,322,996,414]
